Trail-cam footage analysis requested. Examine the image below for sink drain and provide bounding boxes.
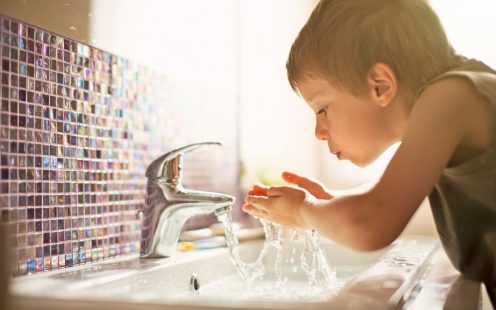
[190,274,200,293]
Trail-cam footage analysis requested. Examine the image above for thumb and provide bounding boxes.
[282,171,332,199]
[282,171,296,183]
[282,171,312,188]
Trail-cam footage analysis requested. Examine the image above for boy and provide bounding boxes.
[242,0,496,303]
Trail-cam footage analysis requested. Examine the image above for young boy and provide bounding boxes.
[242,0,496,303]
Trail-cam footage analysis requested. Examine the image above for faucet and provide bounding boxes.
[140,142,236,258]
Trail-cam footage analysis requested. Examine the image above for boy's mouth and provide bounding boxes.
[332,151,341,159]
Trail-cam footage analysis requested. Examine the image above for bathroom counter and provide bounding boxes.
[7,238,486,310]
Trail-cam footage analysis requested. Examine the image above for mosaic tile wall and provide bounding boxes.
[0,15,239,276]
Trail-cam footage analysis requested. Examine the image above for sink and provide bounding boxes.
[9,237,441,310]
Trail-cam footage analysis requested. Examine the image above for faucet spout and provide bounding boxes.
[140,142,236,258]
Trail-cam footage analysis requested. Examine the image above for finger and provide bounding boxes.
[242,203,259,215]
[282,171,315,188]
[283,172,318,192]
[282,171,299,183]
[247,184,268,195]
[245,195,270,209]
[242,203,269,219]
[282,171,331,199]
[254,184,269,190]
[248,184,269,196]
[247,189,257,195]
[251,208,269,220]
[266,185,290,197]
[242,203,252,212]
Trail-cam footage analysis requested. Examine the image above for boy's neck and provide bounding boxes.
[388,96,412,142]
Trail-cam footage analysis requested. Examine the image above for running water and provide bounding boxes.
[216,211,280,283]
[215,208,336,291]
[260,219,284,284]
[299,229,336,289]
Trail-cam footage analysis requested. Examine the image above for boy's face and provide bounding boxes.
[296,75,397,167]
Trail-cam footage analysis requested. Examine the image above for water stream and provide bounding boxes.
[216,208,336,292]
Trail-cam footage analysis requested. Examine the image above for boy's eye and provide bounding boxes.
[316,106,328,115]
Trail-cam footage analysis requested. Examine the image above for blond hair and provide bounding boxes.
[287,0,463,100]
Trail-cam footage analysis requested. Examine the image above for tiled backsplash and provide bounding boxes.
[0,15,239,276]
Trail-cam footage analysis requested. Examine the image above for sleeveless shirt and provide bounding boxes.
[419,59,496,292]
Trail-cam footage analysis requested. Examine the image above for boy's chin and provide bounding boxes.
[349,155,377,168]
[352,160,370,168]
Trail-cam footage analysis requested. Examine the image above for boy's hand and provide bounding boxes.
[243,185,314,229]
[242,172,332,228]
[282,171,333,199]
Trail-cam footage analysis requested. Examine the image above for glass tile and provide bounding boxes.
[0,15,237,276]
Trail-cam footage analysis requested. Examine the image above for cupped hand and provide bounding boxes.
[242,172,332,228]
[242,185,315,229]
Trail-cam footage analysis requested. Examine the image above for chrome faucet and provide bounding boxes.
[140,142,236,258]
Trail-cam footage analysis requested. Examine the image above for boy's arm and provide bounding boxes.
[300,78,488,250]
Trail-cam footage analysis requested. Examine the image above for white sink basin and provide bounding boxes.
[10,237,440,310]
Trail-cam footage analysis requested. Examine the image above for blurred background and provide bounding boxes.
[2,0,495,236]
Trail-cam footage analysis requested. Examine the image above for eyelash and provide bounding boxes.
[317,106,328,115]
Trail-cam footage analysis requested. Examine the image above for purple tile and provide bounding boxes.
[0,14,239,277]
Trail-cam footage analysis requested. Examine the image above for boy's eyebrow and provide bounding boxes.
[307,90,326,104]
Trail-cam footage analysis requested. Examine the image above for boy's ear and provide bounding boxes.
[367,63,397,107]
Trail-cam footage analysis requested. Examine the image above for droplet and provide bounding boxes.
[293,230,299,242]
[69,26,77,31]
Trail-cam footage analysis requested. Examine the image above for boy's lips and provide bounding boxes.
[331,150,341,159]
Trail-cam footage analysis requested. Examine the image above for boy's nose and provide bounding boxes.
[315,125,328,141]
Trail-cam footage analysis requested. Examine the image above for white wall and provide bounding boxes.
[89,0,238,97]
[237,1,320,189]
[430,0,496,68]
[88,0,321,191]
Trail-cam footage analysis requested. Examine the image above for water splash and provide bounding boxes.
[216,211,278,283]
[260,219,283,283]
[215,208,336,291]
[299,229,336,289]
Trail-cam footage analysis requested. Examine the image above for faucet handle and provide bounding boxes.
[145,142,222,180]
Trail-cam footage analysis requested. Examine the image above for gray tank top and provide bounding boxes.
[420,59,496,289]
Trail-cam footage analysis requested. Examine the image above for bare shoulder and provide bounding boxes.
[362,75,493,242]
[366,75,491,240]
[413,76,492,165]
